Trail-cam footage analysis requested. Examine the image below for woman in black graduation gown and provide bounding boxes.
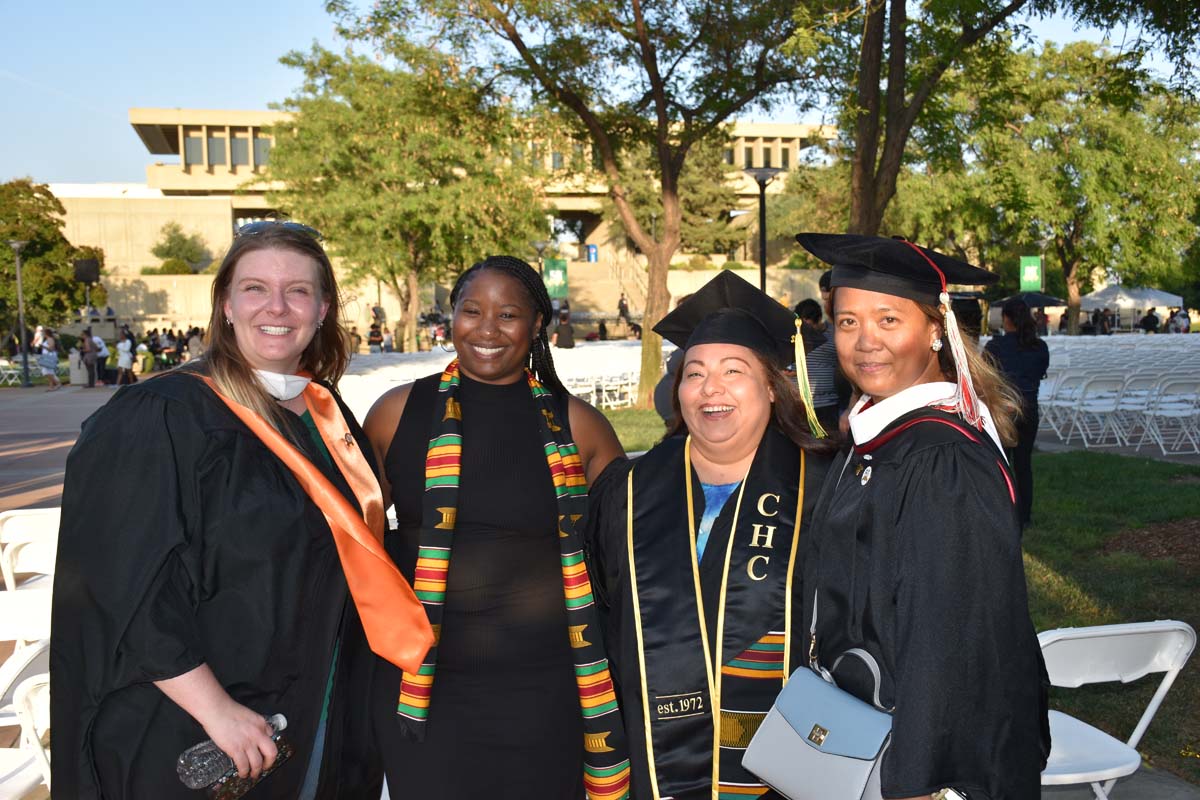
[794,233,1050,800]
[51,222,431,799]
[585,271,834,800]
[362,256,629,799]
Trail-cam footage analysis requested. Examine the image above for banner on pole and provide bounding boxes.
[1019,256,1043,292]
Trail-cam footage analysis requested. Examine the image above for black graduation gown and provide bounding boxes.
[802,407,1050,800]
[586,427,831,800]
[50,371,382,799]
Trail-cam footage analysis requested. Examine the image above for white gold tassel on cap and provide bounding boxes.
[898,240,984,429]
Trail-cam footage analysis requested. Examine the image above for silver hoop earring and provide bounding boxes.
[931,338,943,352]
[440,341,455,353]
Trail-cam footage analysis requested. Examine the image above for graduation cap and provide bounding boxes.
[653,270,827,437]
[794,232,998,429]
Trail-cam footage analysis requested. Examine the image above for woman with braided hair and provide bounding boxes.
[364,255,630,799]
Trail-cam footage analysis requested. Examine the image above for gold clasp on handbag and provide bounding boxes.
[808,724,829,746]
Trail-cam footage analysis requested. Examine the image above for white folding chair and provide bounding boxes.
[14,674,51,792]
[1039,620,1197,799]
[1061,376,1125,447]
[0,361,20,388]
[0,590,53,651]
[1134,379,1200,456]
[0,509,60,592]
[0,538,56,593]
[0,639,48,728]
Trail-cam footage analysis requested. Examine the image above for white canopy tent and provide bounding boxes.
[1080,285,1183,311]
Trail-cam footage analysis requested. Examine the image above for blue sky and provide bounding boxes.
[0,1,1154,185]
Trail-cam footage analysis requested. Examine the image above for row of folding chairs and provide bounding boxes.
[1040,371,1200,455]
[0,591,52,797]
[564,373,639,409]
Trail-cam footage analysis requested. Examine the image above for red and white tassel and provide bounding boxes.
[940,291,983,429]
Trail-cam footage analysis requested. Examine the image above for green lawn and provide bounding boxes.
[601,414,1200,785]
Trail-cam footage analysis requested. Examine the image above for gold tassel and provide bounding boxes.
[794,319,827,438]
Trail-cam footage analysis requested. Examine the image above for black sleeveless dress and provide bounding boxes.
[371,373,585,799]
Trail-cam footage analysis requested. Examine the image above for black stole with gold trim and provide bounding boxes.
[626,426,804,799]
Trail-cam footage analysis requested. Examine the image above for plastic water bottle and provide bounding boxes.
[176,714,288,790]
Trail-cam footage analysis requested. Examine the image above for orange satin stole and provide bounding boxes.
[199,376,434,674]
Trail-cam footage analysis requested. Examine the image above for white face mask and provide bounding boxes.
[253,369,312,401]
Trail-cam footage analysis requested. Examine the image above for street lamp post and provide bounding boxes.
[8,240,31,387]
[531,240,550,274]
[743,167,784,291]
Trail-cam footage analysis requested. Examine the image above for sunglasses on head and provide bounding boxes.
[235,220,324,240]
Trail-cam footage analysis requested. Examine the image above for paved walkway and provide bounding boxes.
[1,383,1198,798]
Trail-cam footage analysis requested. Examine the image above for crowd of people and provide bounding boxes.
[51,221,1168,800]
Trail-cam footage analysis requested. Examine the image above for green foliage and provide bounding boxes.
[142,257,194,276]
[603,408,666,453]
[603,133,746,257]
[266,45,548,350]
[150,222,211,271]
[0,179,107,331]
[329,0,825,407]
[884,42,1200,322]
[721,260,744,271]
[682,255,715,271]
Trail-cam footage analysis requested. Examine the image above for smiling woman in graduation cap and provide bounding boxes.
[584,271,835,800]
[794,233,1049,800]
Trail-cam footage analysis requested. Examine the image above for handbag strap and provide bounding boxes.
[808,551,892,713]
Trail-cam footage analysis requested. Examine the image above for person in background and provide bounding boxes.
[115,330,136,386]
[382,326,394,352]
[80,327,98,388]
[597,319,608,341]
[551,308,576,349]
[350,326,363,353]
[1139,307,1160,333]
[37,327,63,391]
[367,324,384,354]
[795,232,1049,800]
[93,331,112,385]
[617,292,631,324]
[985,298,1050,530]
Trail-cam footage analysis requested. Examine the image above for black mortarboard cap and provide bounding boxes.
[653,271,800,367]
[794,233,997,305]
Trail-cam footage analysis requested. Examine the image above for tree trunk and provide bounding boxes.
[847,0,887,236]
[403,270,420,353]
[638,244,671,411]
[1059,240,1082,336]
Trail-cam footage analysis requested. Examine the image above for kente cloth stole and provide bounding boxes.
[195,375,434,674]
[397,360,632,800]
[626,428,805,800]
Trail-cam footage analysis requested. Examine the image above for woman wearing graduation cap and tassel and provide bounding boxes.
[584,270,835,800]
[792,233,1049,800]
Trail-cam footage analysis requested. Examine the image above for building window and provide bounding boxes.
[724,148,734,165]
[208,137,227,166]
[254,136,272,167]
[231,137,250,167]
[184,135,203,166]
[531,142,541,171]
[763,149,771,168]
[781,147,790,169]
[744,147,754,168]
[573,142,586,168]
[552,150,564,170]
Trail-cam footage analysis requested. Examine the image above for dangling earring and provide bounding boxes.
[931,338,943,352]
[440,340,455,353]
[225,317,233,327]
[316,319,323,330]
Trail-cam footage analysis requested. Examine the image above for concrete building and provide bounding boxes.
[51,108,835,331]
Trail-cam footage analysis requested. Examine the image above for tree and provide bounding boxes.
[603,132,746,258]
[0,179,107,335]
[331,0,823,405]
[151,222,212,272]
[266,46,549,351]
[878,42,1200,330]
[795,0,1200,237]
